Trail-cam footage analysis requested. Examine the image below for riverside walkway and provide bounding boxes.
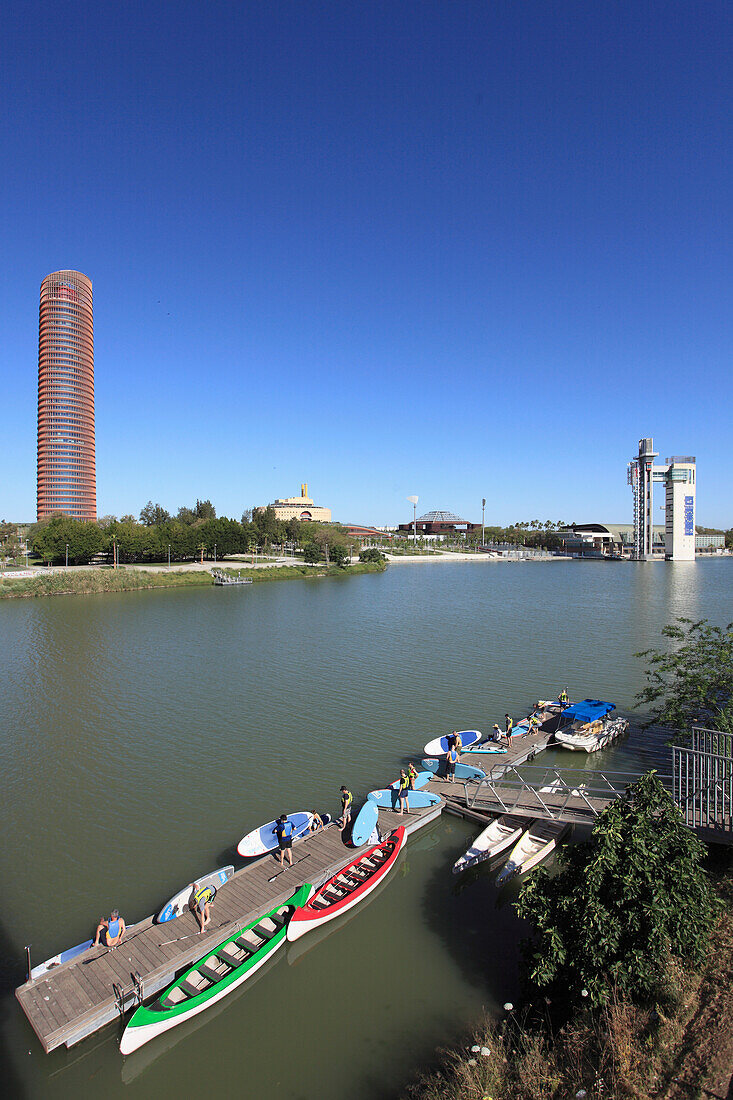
[16,799,442,1054]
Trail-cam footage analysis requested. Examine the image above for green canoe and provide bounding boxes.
[120,883,312,1054]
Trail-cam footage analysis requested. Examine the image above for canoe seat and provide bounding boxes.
[251,923,277,940]
[197,962,222,985]
[234,936,259,954]
[216,950,241,968]
[269,911,287,928]
[178,979,202,999]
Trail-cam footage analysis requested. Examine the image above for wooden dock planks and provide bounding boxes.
[16,802,442,1053]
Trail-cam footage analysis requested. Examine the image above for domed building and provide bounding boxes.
[258,483,331,523]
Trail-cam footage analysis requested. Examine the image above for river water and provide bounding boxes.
[1,558,731,1098]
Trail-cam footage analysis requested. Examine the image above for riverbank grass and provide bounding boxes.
[0,560,386,599]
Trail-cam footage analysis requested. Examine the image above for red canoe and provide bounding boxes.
[286,827,406,942]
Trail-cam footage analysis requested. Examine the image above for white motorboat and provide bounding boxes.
[553,699,627,753]
[496,818,569,885]
[452,814,531,874]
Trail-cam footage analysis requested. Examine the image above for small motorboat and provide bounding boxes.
[496,819,569,885]
[452,814,531,874]
[553,700,627,753]
[120,884,312,1054]
[286,827,406,942]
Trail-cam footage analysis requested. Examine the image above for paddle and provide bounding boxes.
[267,852,311,883]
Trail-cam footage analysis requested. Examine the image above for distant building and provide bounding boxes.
[341,524,393,542]
[627,439,696,561]
[397,510,479,536]
[259,483,331,523]
[37,270,96,521]
[695,534,725,550]
[559,523,665,557]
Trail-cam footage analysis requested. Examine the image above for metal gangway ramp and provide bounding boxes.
[672,727,733,843]
[465,764,673,827]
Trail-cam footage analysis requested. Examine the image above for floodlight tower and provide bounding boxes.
[407,496,419,543]
[628,438,658,560]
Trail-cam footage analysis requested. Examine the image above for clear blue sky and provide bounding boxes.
[3,2,731,527]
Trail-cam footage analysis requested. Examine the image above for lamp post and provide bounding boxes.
[167,543,171,570]
[214,542,217,565]
[112,534,117,570]
[482,498,486,547]
[407,495,419,545]
[65,543,69,568]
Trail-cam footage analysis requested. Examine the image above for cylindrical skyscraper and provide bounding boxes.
[37,270,96,521]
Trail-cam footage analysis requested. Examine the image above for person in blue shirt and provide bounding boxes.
[93,909,126,949]
[273,814,295,867]
[446,746,459,782]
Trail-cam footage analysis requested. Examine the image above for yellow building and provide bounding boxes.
[259,483,332,523]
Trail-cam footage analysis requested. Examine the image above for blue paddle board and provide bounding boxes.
[421,758,486,781]
[367,788,441,809]
[423,729,482,756]
[351,801,379,846]
[237,811,313,857]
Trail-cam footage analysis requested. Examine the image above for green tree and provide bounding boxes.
[31,515,106,564]
[303,543,321,563]
[139,501,171,526]
[635,617,733,734]
[195,499,216,520]
[516,772,718,1008]
[330,543,348,567]
[359,547,385,563]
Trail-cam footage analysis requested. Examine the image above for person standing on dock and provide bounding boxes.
[505,714,514,744]
[339,786,353,830]
[407,762,419,789]
[274,815,295,867]
[397,769,411,813]
[558,689,569,705]
[446,745,458,781]
[526,713,541,737]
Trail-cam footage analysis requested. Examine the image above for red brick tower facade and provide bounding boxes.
[37,270,97,521]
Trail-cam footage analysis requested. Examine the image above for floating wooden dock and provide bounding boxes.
[16,801,442,1053]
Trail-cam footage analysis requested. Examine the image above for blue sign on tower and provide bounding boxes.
[684,495,694,537]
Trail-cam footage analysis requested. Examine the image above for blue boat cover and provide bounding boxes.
[561,699,615,723]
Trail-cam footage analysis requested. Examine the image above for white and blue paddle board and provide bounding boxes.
[157,866,235,923]
[351,801,379,846]
[31,938,94,979]
[421,758,486,781]
[389,770,432,790]
[367,788,441,810]
[237,812,313,858]
[423,729,482,756]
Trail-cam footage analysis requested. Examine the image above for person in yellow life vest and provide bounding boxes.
[339,786,353,830]
[190,882,216,935]
[504,714,514,743]
[558,689,569,705]
[525,713,541,738]
[397,769,411,814]
[407,762,419,789]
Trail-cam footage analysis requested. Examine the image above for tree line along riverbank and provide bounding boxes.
[0,559,387,599]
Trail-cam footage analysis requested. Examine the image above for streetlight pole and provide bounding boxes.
[482,498,486,547]
[65,543,69,568]
[214,542,217,565]
[168,543,171,569]
[407,495,419,545]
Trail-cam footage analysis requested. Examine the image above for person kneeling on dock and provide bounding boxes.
[310,810,325,832]
[93,909,126,949]
[190,883,216,934]
[274,815,296,866]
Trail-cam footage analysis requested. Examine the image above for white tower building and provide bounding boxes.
[627,439,696,562]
